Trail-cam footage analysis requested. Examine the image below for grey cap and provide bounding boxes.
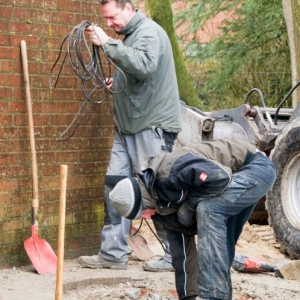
[109,177,143,220]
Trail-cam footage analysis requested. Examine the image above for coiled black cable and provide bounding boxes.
[49,20,127,140]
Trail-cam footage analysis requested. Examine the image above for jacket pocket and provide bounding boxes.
[123,92,143,118]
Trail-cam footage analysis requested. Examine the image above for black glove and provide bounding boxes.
[177,202,196,227]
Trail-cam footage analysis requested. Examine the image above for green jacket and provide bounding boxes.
[137,139,257,215]
[103,10,182,134]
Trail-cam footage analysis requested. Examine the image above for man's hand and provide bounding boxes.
[85,25,109,46]
[142,208,156,219]
[177,202,196,227]
[105,77,113,90]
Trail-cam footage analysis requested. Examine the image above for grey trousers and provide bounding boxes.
[100,128,173,263]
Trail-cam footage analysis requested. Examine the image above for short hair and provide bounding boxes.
[99,0,135,10]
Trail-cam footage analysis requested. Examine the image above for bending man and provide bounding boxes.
[109,139,276,300]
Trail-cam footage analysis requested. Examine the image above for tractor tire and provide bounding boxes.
[266,118,300,259]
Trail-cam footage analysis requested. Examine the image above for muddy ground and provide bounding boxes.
[64,221,300,300]
[1,221,300,300]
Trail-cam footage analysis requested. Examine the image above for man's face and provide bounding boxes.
[101,1,133,33]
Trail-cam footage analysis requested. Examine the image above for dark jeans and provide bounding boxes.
[197,155,276,299]
[158,154,276,300]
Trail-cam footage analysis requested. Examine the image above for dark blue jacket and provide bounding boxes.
[137,139,257,215]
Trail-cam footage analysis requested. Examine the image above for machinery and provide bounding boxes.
[176,84,300,259]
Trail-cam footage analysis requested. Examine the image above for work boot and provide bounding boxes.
[142,257,174,272]
[78,254,127,270]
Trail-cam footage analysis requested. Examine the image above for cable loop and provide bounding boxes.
[49,21,127,140]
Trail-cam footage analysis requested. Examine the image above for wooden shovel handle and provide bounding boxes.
[55,165,68,300]
[20,40,39,221]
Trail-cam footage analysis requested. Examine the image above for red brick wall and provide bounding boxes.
[0,0,117,267]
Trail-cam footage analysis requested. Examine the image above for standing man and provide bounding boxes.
[108,139,276,299]
[78,0,182,271]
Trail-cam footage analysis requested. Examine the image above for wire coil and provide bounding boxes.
[49,21,127,141]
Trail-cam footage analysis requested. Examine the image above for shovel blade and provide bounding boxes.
[127,234,154,261]
[24,236,57,274]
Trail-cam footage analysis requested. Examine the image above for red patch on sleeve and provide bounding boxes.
[199,172,208,181]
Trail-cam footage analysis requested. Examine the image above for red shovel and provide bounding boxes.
[21,40,57,274]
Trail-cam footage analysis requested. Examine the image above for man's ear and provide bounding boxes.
[124,2,134,14]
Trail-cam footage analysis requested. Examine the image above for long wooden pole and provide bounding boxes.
[55,165,68,300]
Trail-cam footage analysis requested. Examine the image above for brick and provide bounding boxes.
[0,232,14,245]
[26,9,51,24]
[0,140,26,153]
[7,204,29,218]
[3,218,23,231]
[0,87,12,100]
[30,74,49,89]
[31,0,56,10]
[73,210,95,223]
[91,126,115,137]
[57,24,71,38]
[60,138,92,151]
[0,114,12,126]
[0,47,11,59]
[17,127,29,138]
[39,36,67,51]
[0,154,21,165]
[33,101,57,113]
[64,175,90,189]
[45,48,68,63]
[6,74,22,87]
[52,12,76,25]
[10,166,30,178]
[0,20,6,32]
[7,21,31,35]
[0,34,10,46]
[0,73,6,85]
[42,125,61,138]
[75,15,99,26]
[9,0,30,6]
[36,151,56,163]
[0,205,5,219]
[38,89,52,102]
[12,7,25,20]
[0,192,12,205]
[0,127,24,139]
[9,47,20,60]
[1,60,14,73]
[66,198,97,212]
[38,164,59,176]
[73,162,107,174]
[82,2,100,16]
[57,101,82,113]
[31,23,53,36]
[7,100,27,112]
[0,7,13,20]
[23,48,41,62]
[56,151,79,163]
[13,114,27,126]
[57,0,81,13]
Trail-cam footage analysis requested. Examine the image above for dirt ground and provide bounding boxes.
[1,220,300,300]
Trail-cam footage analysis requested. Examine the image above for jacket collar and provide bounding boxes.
[137,176,156,209]
[119,9,145,36]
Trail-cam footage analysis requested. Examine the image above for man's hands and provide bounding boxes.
[85,25,109,46]
[177,202,196,227]
[105,77,113,90]
[142,208,156,219]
